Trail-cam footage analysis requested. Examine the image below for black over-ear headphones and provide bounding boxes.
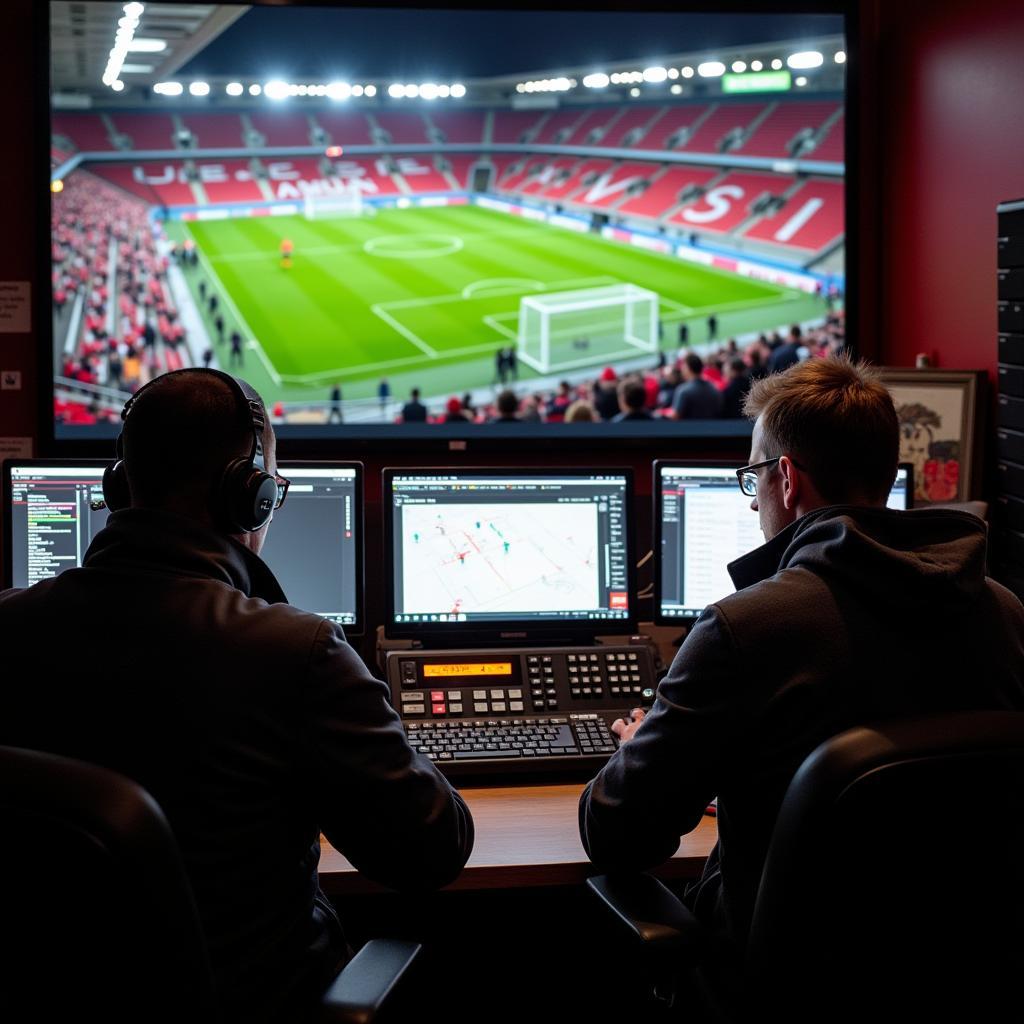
[102,368,279,533]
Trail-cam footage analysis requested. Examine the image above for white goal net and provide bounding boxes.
[516,283,660,374]
[303,184,371,219]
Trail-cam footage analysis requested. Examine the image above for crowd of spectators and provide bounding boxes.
[52,172,187,426]
[396,313,846,425]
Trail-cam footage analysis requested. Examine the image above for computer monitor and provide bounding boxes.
[3,460,363,630]
[654,462,913,622]
[383,468,635,642]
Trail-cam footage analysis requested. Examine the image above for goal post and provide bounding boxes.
[302,184,371,219]
[516,284,660,374]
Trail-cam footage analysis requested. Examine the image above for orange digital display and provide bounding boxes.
[423,662,513,677]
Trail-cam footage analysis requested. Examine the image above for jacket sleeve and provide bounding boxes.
[579,605,751,871]
[299,620,474,891]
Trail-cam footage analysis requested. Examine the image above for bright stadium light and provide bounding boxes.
[438,84,450,97]
[643,66,667,83]
[670,83,682,94]
[153,81,183,96]
[288,84,301,96]
[403,84,419,98]
[451,83,466,98]
[352,84,364,97]
[249,83,262,96]
[51,178,64,194]
[110,80,125,92]
[667,67,679,79]
[788,50,824,69]
[127,38,166,52]
[629,87,641,97]
[419,82,439,100]
[388,83,404,98]
[225,81,244,96]
[326,81,351,100]
[681,66,694,78]
[795,75,808,87]
[364,84,377,97]
[123,2,145,16]
[835,50,847,64]
[264,79,290,100]
[751,59,763,71]
[583,73,609,88]
[771,58,784,70]
[698,61,726,78]
[189,81,210,96]
[731,60,747,73]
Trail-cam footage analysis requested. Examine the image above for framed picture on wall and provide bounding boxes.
[880,369,985,505]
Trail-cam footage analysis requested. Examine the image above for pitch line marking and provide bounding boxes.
[368,304,438,358]
[363,234,464,259]
[462,278,544,299]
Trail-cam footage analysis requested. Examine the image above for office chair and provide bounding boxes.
[587,711,1024,1024]
[0,745,420,1024]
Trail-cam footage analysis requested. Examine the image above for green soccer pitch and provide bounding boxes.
[168,204,826,410]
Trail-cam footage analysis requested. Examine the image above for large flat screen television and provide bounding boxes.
[46,1,848,442]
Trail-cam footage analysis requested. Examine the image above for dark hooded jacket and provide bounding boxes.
[580,505,1024,950]
[0,508,474,1023]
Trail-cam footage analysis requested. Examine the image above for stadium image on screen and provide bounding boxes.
[4,460,363,628]
[385,470,632,631]
[49,3,845,434]
[655,463,912,620]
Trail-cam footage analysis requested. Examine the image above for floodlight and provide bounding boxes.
[629,88,640,97]
[438,84,450,97]
[249,83,262,96]
[296,85,308,95]
[667,68,678,79]
[364,85,377,97]
[326,81,351,100]
[787,50,824,70]
[643,66,667,83]
[50,178,64,194]
[771,58,783,70]
[795,76,808,87]
[388,83,404,98]
[403,84,418,98]
[123,2,144,16]
[681,66,694,78]
[111,80,125,92]
[751,59,763,71]
[583,73,609,88]
[697,61,726,78]
[153,81,183,96]
[420,83,439,100]
[127,38,166,52]
[670,84,682,95]
[835,51,847,64]
[225,82,244,96]
[352,84,364,97]
[264,80,290,100]
[451,83,466,98]
[189,81,210,96]
[731,60,746,73]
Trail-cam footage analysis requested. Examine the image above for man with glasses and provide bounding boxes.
[0,369,473,1024]
[580,356,1024,968]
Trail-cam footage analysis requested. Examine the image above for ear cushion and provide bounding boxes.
[218,458,278,532]
[102,460,132,513]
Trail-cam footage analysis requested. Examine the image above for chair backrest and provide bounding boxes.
[744,712,1024,1023]
[0,745,218,1024]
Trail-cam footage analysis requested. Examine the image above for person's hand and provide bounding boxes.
[611,708,646,745]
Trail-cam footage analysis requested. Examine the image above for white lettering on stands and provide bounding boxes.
[681,185,745,224]
[196,164,228,184]
[133,164,176,185]
[394,158,432,176]
[264,161,301,181]
[773,196,824,243]
[580,172,641,205]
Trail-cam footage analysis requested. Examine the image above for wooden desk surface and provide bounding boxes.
[319,783,718,894]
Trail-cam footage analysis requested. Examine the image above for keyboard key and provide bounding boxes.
[449,703,463,714]
[510,701,524,712]
[404,704,426,714]
[454,748,521,759]
[492,702,507,713]
[490,689,505,699]
[508,689,523,699]
[474,702,488,713]
[400,692,425,703]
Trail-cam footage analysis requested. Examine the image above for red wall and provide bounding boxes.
[874,0,1024,376]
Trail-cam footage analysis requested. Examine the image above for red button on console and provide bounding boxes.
[430,691,445,702]
[432,703,446,716]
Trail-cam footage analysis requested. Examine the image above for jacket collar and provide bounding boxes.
[83,507,288,604]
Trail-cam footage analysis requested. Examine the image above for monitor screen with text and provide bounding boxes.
[385,470,633,633]
[656,463,911,620]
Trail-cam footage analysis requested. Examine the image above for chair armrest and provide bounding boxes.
[586,874,710,958]
[317,939,423,1024]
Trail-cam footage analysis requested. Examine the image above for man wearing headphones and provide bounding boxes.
[0,368,474,1023]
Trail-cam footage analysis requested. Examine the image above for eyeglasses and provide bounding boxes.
[273,473,290,511]
[735,457,805,497]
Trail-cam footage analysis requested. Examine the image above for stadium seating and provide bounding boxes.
[490,109,545,143]
[374,112,432,145]
[90,163,197,206]
[810,112,844,162]
[648,104,711,150]
[616,165,720,220]
[109,113,178,151]
[604,106,665,148]
[534,109,590,145]
[560,107,623,147]
[543,158,615,201]
[668,170,791,234]
[496,156,544,192]
[520,158,579,196]
[428,110,487,144]
[180,113,246,148]
[573,161,662,208]
[738,100,841,157]
[314,111,375,146]
[248,112,312,147]
[52,113,115,152]
[680,102,767,153]
[331,157,401,195]
[442,154,484,188]
[195,159,265,202]
[742,177,845,251]
[396,156,452,192]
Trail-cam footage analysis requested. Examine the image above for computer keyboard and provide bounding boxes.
[386,645,656,777]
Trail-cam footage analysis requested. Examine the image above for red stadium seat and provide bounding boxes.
[810,112,844,162]
[668,171,792,234]
[544,159,614,201]
[737,101,841,158]
[533,109,590,145]
[573,161,662,208]
[428,111,487,144]
[616,165,720,220]
[374,112,432,145]
[680,102,767,154]
[109,114,178,151]
[248,113,312,147]
[491,109,546,143]
[604,106,666,148]
[179,113,246,149]
[314,111,375,146]
[396,156,453,192]
[648,104,711,150]
[52,113,116,152]
[195,159,265,202]
[741,177,845,252]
